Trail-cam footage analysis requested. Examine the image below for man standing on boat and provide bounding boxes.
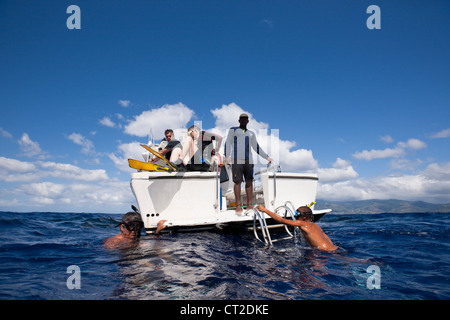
[225,113,273,213]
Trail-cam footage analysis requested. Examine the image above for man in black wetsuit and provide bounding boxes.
[151,129,182,162]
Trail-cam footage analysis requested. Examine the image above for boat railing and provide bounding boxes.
[252,204,298,246]
[252,208,272,245]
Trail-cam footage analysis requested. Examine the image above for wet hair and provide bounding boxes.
[121,211,143,223]
[296,206,313,222]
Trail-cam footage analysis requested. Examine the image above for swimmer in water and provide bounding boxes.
[104,211,167,249]
[256,205,338,252]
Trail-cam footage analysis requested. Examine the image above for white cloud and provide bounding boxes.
[352,146,405,160]
[118,100,131,107]
[431,128,450,138]
[422,162,450,181]
[99,116,116,128]
[0,156,109,183]
[0,127,12,138]
[380,135,394,143]
[0,154,130,212]
[67,133,95,155]
[389,158,423,172]
[108,141,143,172]
[276,140,318,171]
[352,138,426,161]
[317,158,358,183]
[0,157,38,182]
[124,103,195,138]
[318,161,450,204]
[397,138,427,150]
[37,161,109,182]
[14,180,133,210]
[210,103,269,136]
[64,181,133,207]
[18,133,48,159]
[0,156,36,173]
[23,181,65,198]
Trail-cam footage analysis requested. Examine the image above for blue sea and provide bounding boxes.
[0,211,449,300]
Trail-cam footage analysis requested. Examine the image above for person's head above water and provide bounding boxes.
[115,211,144,238]
[295,206,314,222]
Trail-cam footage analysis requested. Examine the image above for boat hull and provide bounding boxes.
[130,170,329,233]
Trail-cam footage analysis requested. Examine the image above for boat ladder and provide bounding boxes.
[251,201,300,246]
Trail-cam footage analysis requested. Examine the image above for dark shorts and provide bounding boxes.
[232,164,254,183]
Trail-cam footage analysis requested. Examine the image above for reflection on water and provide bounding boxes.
[109,230,373,300]
[2,212,448,300]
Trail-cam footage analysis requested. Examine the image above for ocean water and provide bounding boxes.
[0,211,449,300]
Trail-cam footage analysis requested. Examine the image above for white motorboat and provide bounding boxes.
[129,145,331,241]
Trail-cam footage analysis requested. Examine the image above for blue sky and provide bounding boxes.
[0,0,449,213]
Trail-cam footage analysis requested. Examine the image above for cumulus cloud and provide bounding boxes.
[118,100,131,107]
[108,141,144,172]
[18,133,48,159]
[431,128,450,138]
[276,139,318,171]
[37,161,108,182]
[318,161,450,204]
[210,103,268,135]
[67,133,96,155]
[22,182,65,204]
[0,156,109,183]
[99,116,116,128]
[124,103,194,138]
[352,147,405,160]
[352,138,426,161]
[389,158,423,172]
[317,158,358,183]
[380,135,394,143]
[0,156,36,173]
[397,138,427,150]
[16,180,132,210]
[0,157,37,182]
[0,128,12,139]
[0,154,130,212]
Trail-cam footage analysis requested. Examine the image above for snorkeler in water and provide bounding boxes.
[256,205,338,252]
[104,211,167,249]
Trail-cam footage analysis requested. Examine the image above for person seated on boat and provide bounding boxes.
[170,125,223,171]
[104,212,166,249]
[224,113,273,213]
[255,205,338,252]
[150,129,182,162]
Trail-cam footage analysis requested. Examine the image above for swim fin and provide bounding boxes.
[140,144,178,171]
[128,159,174,172]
